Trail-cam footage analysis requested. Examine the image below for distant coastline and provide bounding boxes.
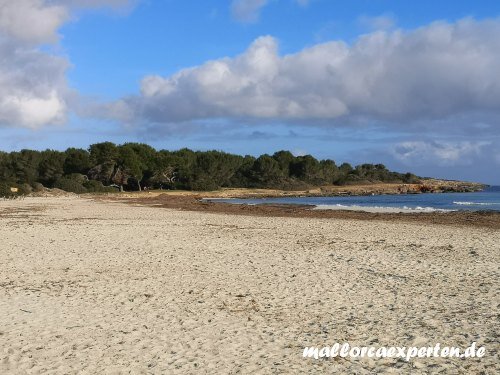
[25,179,487,200]
[0,143,485,199]
[151,179,487,199]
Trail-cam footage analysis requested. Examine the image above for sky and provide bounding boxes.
[0,0,499,184]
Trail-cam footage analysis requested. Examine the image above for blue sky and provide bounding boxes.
[1,0,500,183]
[63,0,499,98]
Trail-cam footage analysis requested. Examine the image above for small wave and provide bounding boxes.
[313,204,454,213]
[413,206,446,212]
[453,201,500,206]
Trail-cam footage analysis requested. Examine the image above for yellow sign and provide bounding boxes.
[10,187,18,193]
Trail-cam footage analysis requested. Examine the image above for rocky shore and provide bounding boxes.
[178,179,487,199]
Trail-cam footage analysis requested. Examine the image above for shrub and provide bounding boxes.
[53,178,87,194]
[83,179,118,193]
[0,182,29,199]
[21,183,33,194]
[66,173,88,184]
[32,182,45,192]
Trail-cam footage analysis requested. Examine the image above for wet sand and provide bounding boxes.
[111,193,500,230]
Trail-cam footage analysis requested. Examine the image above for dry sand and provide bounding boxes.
[0,196,498,374]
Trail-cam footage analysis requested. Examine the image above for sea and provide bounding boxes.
[209,186,500,213]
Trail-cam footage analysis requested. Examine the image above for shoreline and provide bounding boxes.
[98,193,500,230]
[204,199,456,213]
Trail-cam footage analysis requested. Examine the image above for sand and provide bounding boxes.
[0,196,498,374]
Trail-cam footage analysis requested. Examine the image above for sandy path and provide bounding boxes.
[0,197,498,374]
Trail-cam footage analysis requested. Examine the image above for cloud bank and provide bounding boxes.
[111,18,500,133]
[0,0,132,128]
[392,140,491,167]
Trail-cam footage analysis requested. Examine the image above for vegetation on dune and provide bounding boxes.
[0,143,421,196]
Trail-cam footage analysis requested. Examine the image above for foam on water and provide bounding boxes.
[313,204,454,213]
[453,201,500,206]
[205,187,500,212]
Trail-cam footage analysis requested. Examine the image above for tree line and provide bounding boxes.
[0,142,421,196]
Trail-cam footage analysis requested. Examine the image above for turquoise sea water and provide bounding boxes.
[210,186,500,212]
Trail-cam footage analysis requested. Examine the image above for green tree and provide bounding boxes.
[272,150,295,177]
[150,151,180,189]
[7,150,41,185]
[64,148,91,175]
[320,159,339,184]
[249,155,284,187]
[89,142,118,166]
[172,148,198,189]
[88,142,119,187]
[290,155,323,184]
[188,151,244,191]
[38,150,65,187]
[117,145,144,191]
[230,155,256,187]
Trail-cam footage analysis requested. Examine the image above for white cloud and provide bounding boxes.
[392,141,490,166]
[0,0,68,44]
[0,91,66,129]
[0,0,131,44]
[113,18,500,130]
[0,0,133,128]
[231,0,269,23]
[0,37,69,128]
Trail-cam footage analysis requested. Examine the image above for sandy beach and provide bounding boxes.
[0,196,499,374]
